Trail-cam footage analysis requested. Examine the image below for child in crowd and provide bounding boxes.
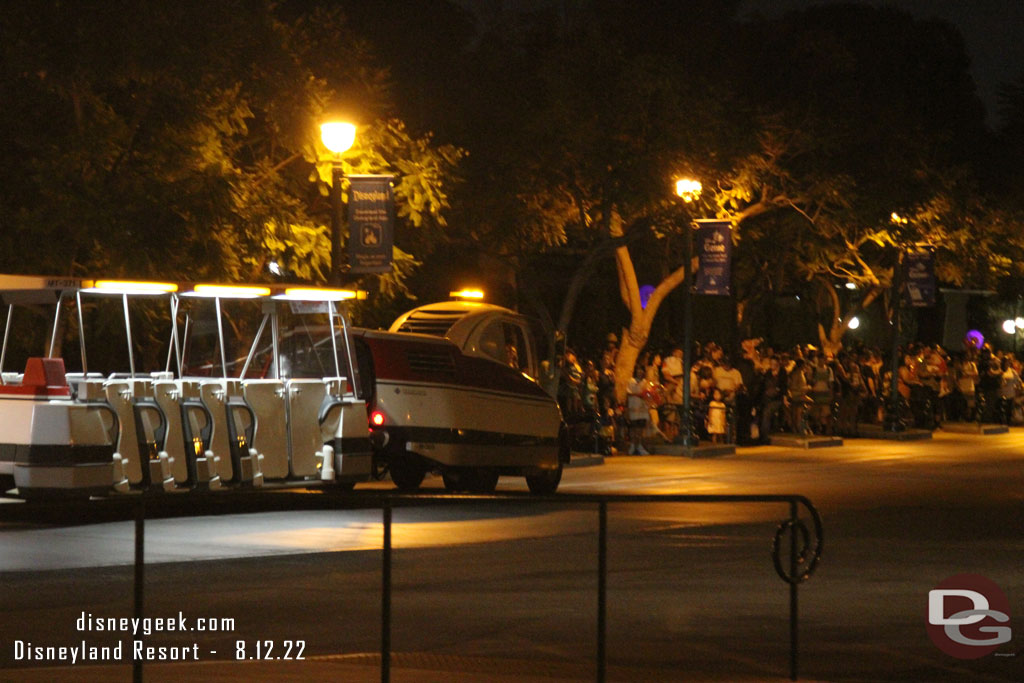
[707,389,726,443]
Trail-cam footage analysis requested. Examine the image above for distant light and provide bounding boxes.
[82,280,178,295]
[1003,319,1016,334]
[1015,317,1024,329]
[320,122,356,154]
[450,289,484,300]
[848,316,860,330]
[845,282,858,290]
[890,212,908,225]
[187,284,271,299]
[268,261,282,276]
[370,411,385,427]
[674,178,702,202]
[275,287,365,302]
[639,284,655,309]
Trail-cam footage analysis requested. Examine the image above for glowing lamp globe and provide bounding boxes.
[674,178,702,203]
[320,122,356,154]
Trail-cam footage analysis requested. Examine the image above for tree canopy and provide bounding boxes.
[0,0,463,297]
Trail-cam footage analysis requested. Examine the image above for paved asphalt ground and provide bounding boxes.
[1,427,1022,682]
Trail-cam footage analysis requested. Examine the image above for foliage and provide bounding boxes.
[0,0,463,305]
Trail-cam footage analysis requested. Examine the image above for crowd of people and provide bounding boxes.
[557,334,1024,455]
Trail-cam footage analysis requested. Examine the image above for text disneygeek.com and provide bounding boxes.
[9,611,303,664]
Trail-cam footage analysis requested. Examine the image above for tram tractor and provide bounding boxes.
[361,300,568,494]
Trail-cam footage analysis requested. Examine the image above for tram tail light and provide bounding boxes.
[370,411,386,427]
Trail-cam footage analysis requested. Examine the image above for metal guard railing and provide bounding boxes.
[4,490,823,682]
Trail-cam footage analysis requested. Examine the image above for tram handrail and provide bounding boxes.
[2,490,823,682]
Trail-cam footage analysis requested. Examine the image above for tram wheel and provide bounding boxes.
[525,464,562,495]
[389,454,425,491]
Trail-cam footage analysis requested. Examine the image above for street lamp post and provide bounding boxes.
[320,121,357,285]
[675,178,702,449]
[886,248,904,432]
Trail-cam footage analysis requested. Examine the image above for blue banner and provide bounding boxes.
[348,175,395,274]
[694,220,732,296]
[902,247,936,307]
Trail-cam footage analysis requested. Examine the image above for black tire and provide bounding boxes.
[442,470,464,492]
[525,464,562,495]
[389,453,425,491]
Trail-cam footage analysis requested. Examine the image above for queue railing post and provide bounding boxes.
[133,497,145,683]
[382,501,392,683]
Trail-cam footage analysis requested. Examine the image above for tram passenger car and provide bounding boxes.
[0,276,372,499]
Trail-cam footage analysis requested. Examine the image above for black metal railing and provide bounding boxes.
[3,490,823,682]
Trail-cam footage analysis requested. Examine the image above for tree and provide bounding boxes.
[711,4,1000,354]
[0,1,463,301]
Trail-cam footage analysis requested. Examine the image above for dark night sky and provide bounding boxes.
[459,0,1024,126]
[739,0,1024,126]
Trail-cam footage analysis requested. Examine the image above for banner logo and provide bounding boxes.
[348,175,394,274]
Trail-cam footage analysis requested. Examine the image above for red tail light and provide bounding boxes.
[370,411,386,427]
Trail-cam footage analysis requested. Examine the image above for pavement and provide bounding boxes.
[3,428,1024,682]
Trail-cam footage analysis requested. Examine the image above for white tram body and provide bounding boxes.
[0,278,566,499]
[358,301,567,493]
[0,275,373,499]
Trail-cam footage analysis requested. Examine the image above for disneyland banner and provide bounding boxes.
[902,246,936,307]
[694,220,732,296]
[348,175,395,274]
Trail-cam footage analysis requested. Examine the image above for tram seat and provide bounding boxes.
[287,378,329,478]
[320,378,372,481]
[199,379,261,486]
[153,379,219,489]
[65,372,106,400]
[103,378,173,490]
[241,379,289,480]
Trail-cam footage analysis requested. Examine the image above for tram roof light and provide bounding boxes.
[274,287,366,302]
[184,284,272,299]
[450,289,485,300]
[81,280,179,295]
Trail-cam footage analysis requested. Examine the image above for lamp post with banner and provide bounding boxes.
[675,178,701,449]
[320,121,357,285]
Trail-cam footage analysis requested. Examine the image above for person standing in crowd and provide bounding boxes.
[602,333,619,373]
[660,346,684,440]
[760,356,787,443]
[626,364,651,455]
[954,351,979,421]
[836,354,866,436]
[706,388,727,443]
[712,355,744,403]
[808,352,835,435]
[978,348,1002,422]
[998,357,1022,425]
[787,358,810,435]
[559,349,584,420]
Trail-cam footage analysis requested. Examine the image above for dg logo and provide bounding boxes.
[927,574,1012,659]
